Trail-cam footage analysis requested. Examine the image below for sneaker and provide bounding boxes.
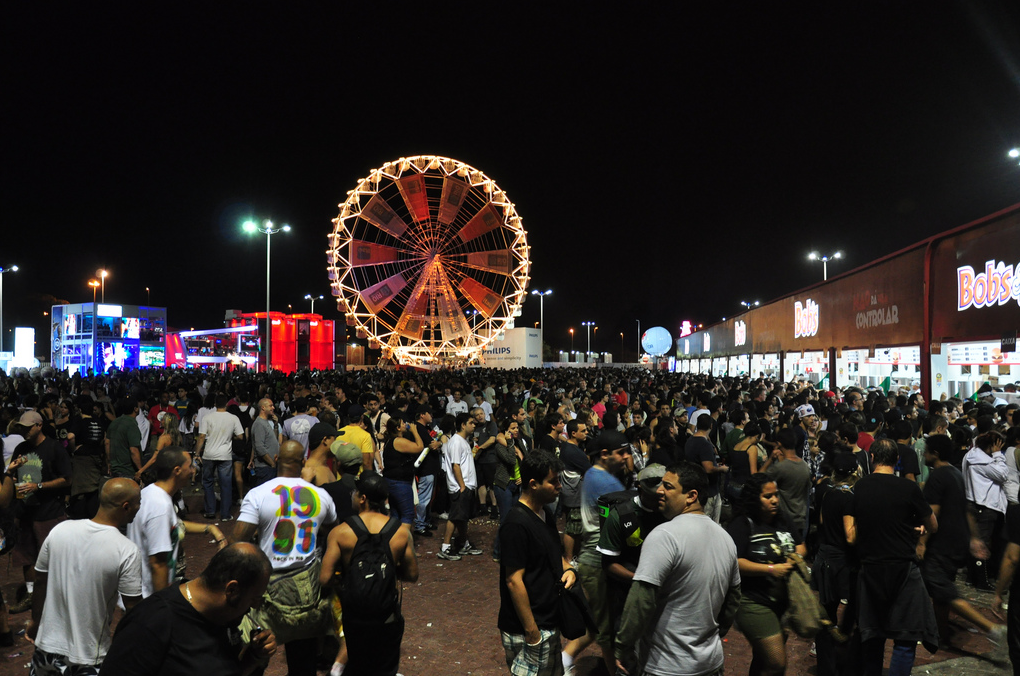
[437,548,462,561]
[8,592,32,614]
[809,642,816,657]
[220,515,234,522]
[202,513,215,519]
[988,624,1007,649]
[460,543,483,556]
[413,528,432,538]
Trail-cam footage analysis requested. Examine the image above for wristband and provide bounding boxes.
[768,565,774,573]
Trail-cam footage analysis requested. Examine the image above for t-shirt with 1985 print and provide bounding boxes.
[237,477,337,572]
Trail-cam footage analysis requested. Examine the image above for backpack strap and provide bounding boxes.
[346,514,369,541]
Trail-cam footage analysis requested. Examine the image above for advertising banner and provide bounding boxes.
[931,209,1020,342]
[482,327,541,369]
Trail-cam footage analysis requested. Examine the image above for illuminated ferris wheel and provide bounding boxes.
[327,156,531,365]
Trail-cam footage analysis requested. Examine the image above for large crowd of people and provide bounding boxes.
[0,364,1018,676]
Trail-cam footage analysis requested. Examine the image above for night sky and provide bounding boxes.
[5,4,1020,361]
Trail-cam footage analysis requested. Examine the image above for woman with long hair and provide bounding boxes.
[491,416,523,562]
[726,473,807,676]
[381,417,424,526]
[728,421,766,502]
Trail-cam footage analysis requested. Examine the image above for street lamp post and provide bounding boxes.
[146,287,150,305]
[739,300,760,310]
[582,321,595,360]
[304,294,324,314]
[0,265,18,353]
[96,269,108,303]
[244,219,291,373]
[88,279,100,304]
[530,289,552,328]
[569,328,574,352]
[807,251,842,281]
[636,319,641,357]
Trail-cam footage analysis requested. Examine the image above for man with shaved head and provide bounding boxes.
[233,440,337,676]
[27,478,143,675]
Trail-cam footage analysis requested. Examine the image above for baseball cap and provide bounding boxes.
[795,404,816,419]
[330,430,365,469]
[833,451,859,475]
[18,411,43,427]
[637,464,666,494]
[308,422,338,450]
[355,470,389,502]
[596,430,630,453]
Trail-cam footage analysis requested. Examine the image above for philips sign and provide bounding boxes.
[481,328,542,368]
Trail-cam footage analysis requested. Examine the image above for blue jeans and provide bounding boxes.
[492,483,520,559]
[413,474,435,531]
[386,478,415,525]
[252,465,277,487]
[862,638,916,676]
[203,460,232,518]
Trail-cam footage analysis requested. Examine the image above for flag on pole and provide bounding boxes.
[879,376,892,395]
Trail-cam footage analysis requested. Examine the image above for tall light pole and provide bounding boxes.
[530,289,552,329]
[582,321,595,359]
[0,265,18,353]
[304,294,323,314]
[807,251,842,281]
[569,328,574,352]
[636,319,641,356]
[620,332,624,360]
[88,279,100,304]
[739,300,760,310]
[244,219,291,373]
[96,269,108,303]
[146,287,150,305]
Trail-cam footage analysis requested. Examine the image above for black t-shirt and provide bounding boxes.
[559,442,590,475]
[726,513,802,610]
[895,443,921,479]
[75,417,105,456]
[817,483,854,549]
[12,436,72,522]
[100,584,245,676]
[498,503,562,633]
[414,422,441,476]
[849,473,931,564]
[1007,503,1020,593]
[684,436,719,497]
[922,464,968,558]
[319,474,357,525]
[537,434,561,455]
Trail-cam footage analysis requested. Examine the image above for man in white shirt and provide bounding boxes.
[445,390,469,416]
[232,441,337,676]
[439,412,482,560]
[129,447,226,598]
[282,397,319,455]
[195,394,244,521]
[28,479,143,674]
[963,432,1008,590]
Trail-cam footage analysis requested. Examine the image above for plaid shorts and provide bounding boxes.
[501,628,563,676]
[31,648,102,676]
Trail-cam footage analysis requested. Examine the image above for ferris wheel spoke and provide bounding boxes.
[459,277,503,318]
[457,249,515,276]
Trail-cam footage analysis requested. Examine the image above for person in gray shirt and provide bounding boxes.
[251,398,281,487]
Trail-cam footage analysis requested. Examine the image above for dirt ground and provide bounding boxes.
[0,488,1005,675]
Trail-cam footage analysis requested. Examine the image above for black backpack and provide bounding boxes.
[339,514,401,623]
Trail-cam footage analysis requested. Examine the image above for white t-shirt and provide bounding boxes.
[446,400,469,416]
[128,483,184,597]
[199,410,244,461]
[238,476,337,572]
[136,412,150,452]
[633,513,740,676]
[442,434,477,492]
[35,519,142,665]
[283,414,319,454]
[3,434,25,468]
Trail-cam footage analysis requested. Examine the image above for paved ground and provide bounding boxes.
[0,488,1010,675]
